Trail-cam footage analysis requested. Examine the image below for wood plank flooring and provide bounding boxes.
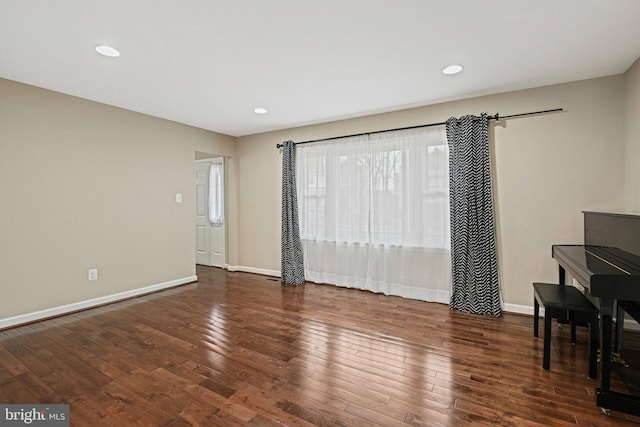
[1,266,640,426]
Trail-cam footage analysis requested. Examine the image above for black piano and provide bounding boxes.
[552,211,640,416]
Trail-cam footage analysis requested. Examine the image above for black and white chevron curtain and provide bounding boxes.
[446,114,501,316]
[281,140,305,285]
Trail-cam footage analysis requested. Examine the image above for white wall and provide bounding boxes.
[236,76,626,309]
[0,78,237,322]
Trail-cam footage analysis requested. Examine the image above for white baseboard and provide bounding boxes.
[503,303,534,316]
[10,275,636,333]
[225,264,281,278]
[0,275,197,330]
[503,303,640,331]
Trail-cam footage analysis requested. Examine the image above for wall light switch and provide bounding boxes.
[175,193,183,203]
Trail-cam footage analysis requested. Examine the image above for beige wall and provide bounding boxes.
[624,57,640,211]
[1,69,634,321]
[236,76,626,308]
[0,78,237,320]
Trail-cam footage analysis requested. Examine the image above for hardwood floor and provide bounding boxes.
[1,266,639,426]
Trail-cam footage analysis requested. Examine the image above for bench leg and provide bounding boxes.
[534,297,539,338]
[543,308,552,371]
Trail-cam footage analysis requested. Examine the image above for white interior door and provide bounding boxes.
[195,162,211,265]
[195,159,225,267]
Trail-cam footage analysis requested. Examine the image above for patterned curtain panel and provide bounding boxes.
[446,114,501,316]
[281,140,305,285]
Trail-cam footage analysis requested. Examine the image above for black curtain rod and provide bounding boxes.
[275,108,564,149]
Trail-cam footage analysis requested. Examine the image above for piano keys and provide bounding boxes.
[552,211,640,416]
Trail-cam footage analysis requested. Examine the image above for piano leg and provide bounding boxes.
[615,303,624,353]
[595,297,640,416]
[613,304,629,367]
[556,266,570,324]
[598,301,613,393]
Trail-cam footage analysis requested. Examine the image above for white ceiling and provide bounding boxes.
[1,1,640,137]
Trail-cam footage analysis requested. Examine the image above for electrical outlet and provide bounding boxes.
[88,268,98,281]
[175,193,183,203]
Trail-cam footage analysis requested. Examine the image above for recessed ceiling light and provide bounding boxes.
[442,64,463,75]
[95,45,120,57]
[253,107,268,114]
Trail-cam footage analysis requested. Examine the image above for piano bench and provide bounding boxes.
[533,282,599,379]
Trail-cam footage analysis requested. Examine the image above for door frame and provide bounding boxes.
[195,157,226,268]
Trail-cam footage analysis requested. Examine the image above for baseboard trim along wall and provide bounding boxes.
[225,264,281,277]
[0,275,198,330]
[219,272,640,331]
[502,303,534,316]
[4,272,639,332]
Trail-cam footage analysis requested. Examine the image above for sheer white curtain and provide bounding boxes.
[296,126,451,303]
[208,161,224,225]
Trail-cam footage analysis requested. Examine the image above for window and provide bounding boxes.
[296,126,451,303]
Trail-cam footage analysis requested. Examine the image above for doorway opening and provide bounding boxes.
[195,157,226,268]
